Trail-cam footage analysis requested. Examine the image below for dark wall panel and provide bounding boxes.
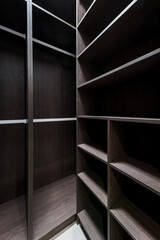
[0,32,25,120]
[34,121,76,189]
[33,0,76,26]
[34,46,76,118]
[0,124,25,204]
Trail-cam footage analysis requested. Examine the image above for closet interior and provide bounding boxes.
[0,0,160,239]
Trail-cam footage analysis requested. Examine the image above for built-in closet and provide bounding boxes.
[0,0,160,239]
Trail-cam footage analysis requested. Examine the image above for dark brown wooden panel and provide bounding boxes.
[33,7,76,54]
[34,121,76,189]
[33,45,76,118]
[0,124,25,204]
[0,32,25,120]
[33,0,76,26]
[0,0,26,33]
[0,196,27,240]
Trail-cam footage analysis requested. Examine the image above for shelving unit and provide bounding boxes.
[1,0,160,239]
[0,0,76,240]
[77,0,160,239]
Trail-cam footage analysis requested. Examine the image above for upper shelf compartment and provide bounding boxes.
[33,5,76,54]
[77,0,131,53]
[33,0,76,27]
[77,0,160,60]
[77,0,94,25]
[0,0,26,34]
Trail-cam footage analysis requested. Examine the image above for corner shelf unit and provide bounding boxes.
[77,0,160,240]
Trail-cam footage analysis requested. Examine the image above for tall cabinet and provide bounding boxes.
[0,0,160,240]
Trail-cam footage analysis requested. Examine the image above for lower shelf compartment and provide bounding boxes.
[78,143,108,164]
[111,198,160,240]
[0,196,27,240]
[110,156,160,195]
[78,171,107,208]
[78,209,106,240]
[33,174,76,240]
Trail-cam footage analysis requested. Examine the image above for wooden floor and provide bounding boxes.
[0,196,27,240]
[33,174,76,240]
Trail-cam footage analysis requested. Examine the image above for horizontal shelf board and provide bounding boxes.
[78,49,160,89]
[78,209,106,240]
[33,174,76,240]
[32,2,76,30]
[0,119,27,125]
[33,38,76,58]
[78,143,107,164]
[111,198,160,240]
[0,196,27,240]
[110,157,160,196]
[77,0,96,28]
[78,115,160,124]
[33,118,76,123]
[78,0,137,59]
[78,171,107,208]
[0,25,26,39]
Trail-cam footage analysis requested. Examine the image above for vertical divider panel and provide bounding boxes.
[107,120,111,240]
[27,0,33,239]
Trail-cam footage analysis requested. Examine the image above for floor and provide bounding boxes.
[50,223,87,240]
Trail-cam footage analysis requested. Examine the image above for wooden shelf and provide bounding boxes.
[0,196,27,240]
[78,0,160,60]
[78,209,106,240]
[78,49,160,89]
[78,115,160,124]
[110,156,160,196]
[78,143,107,164]
[111,198,160,240]
[78,171,107,208]
[33,174,76,240]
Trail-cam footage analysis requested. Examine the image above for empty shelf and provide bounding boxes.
[0,196,27,240]
[78,49,160,89]
[78,171,107,208]
[110,157,160,196]
[33,174,76,240]
[78,209,106,240]
[78,143,107,164]
[111,198,160,240]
